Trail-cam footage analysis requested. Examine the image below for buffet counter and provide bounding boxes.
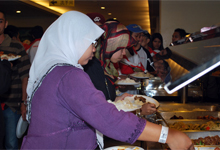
[104,102,220,150]
[155,102,220,150]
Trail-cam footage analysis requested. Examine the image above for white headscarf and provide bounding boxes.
[26,11,104,121]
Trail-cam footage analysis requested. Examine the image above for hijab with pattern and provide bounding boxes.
[95,21,136,80]
[26,11,104,122]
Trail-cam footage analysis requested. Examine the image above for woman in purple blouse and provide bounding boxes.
[21,11,194,150]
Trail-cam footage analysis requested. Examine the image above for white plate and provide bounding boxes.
[123,106,142,112]
[107,100,141,112]
[115,82,140,85]
[1,55,21,61]
[8,55,21,61]
[16,116,29,138]
[130,72,151,79]
[105,145,144,150]
[126,95,160,108]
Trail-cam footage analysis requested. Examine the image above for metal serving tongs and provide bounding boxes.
[156,111,169,127]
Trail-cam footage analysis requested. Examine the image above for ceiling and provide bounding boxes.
[0,0,159,33]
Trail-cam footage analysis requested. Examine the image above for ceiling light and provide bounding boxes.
[16,10,21,13]
[113,18,117,20]
[101,7,105,10]
[108,13,112,15]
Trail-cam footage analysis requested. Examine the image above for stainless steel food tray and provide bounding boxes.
[158,119,220,125]
[161,144,220,150]
[157,119,220,140]
[159,111,220,120]
[158,103,219,112]
[194,145,220,150]
[185,131,220,139]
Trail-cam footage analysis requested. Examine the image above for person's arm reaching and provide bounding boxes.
[138,121,194,150]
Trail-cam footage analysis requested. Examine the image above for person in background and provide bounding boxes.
[4,25,20,40]
[139,31,155,72]
[84,13,125,101]
[148,33,164,57]
[4,25,31,51]
[147,33,172,83]
[84,19,134,102]
[85,15,156,116]
[172,28,188,43]
[27,25,44,63]
[21,11,194,150]
[0,59,12,149]
[86,12,105,26]
[0,10,31,150]
[116,24,157,113]
[119,24,146,75]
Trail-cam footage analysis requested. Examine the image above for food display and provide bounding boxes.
[170,115,184,119]
[158,103,217,112]
[169,121,220,131]
[170,115,220,120]
[159,107,208,112]
[0,51,21,61]
[197,115,220,120]
[192,135,220,145]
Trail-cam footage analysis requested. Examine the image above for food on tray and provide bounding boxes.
[197,115,220,120]
[169,121,220,131]
[159,107,208,112]
[116,78,136,84]
[170,115,219,120]
[215,147,220,150]
[131,72,153,78]
[107,99,140,111]
[192,135,220,145]
[116,147,140,150]
[134,96,146,103]
[106,146,142,150]
[0,51,20,60]
[192,108,207,111]
[170,115,184,119]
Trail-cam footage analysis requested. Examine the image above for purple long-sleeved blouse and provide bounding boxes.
[21,66,146,149]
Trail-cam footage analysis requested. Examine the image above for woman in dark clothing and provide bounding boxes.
[0,60,11,149]
[84,21,136,101]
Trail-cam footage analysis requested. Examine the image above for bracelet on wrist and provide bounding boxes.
[158,126,169,144]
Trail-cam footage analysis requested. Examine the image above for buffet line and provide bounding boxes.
[105,72,220,150]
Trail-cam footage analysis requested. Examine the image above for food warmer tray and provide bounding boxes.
[159,111,220,120]
[158,103,219,112]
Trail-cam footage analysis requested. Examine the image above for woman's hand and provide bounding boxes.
[21,103,27,121]
[115,93,133,101]
[138,122,194,150]
[140,103,157,115]
[167,128,195,150]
